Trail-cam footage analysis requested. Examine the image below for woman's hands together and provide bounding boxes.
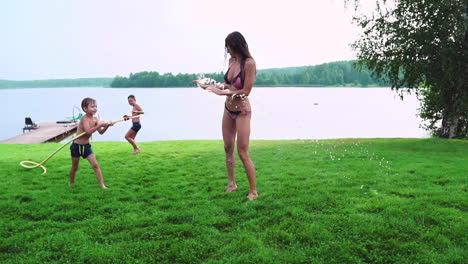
[193,80,227,95]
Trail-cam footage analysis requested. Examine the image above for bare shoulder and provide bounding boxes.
[78,115,89,130]
[228,57,235,66]
[80,115,90,123]
[91,116,98,125]
[134,103,143,110]
[245,58,256,71]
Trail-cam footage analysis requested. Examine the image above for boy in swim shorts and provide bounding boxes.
[69,97,112,189]
[124,95,144,154]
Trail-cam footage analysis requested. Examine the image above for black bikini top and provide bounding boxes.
[224,63,245,89]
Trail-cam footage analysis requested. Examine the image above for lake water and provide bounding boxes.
[0,87,428,142]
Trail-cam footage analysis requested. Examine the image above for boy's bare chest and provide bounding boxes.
[79,118,97,130]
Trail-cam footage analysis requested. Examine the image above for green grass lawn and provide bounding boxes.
[0,138,466,263]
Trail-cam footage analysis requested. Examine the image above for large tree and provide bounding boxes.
[347,0,467,138]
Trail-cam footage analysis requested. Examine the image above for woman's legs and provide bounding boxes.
[236,113,258,200]
[222,110,237,192]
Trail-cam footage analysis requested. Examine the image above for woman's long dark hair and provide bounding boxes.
[225,31,254,78]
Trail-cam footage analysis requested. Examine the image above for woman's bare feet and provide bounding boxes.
[247,191,258,200]
[101,185,109,189]
[226,184,238,193]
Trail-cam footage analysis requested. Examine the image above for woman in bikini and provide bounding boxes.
[194,31,258,200]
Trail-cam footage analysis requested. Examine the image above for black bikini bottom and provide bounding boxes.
[225,104,241,116]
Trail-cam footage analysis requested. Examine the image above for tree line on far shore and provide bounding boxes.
[110,60,389,88]
[0,78,113,89]
[0,60,389,89]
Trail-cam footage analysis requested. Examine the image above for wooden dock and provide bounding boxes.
[1,122,78,144]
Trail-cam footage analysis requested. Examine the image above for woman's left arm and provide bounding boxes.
[212,59,256,96]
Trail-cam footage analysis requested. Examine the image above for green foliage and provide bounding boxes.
[110,71,224,88]
[0,61,389,89]
[349,0,468,138]
[256,61,388,87]
[0,78,113,89]
[110,61,389,88]
[0,139,466,263]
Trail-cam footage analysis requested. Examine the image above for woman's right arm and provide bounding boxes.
[194,58,233,90]
[193,80,211,89]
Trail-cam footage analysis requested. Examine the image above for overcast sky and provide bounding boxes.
[0,0,376,80]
